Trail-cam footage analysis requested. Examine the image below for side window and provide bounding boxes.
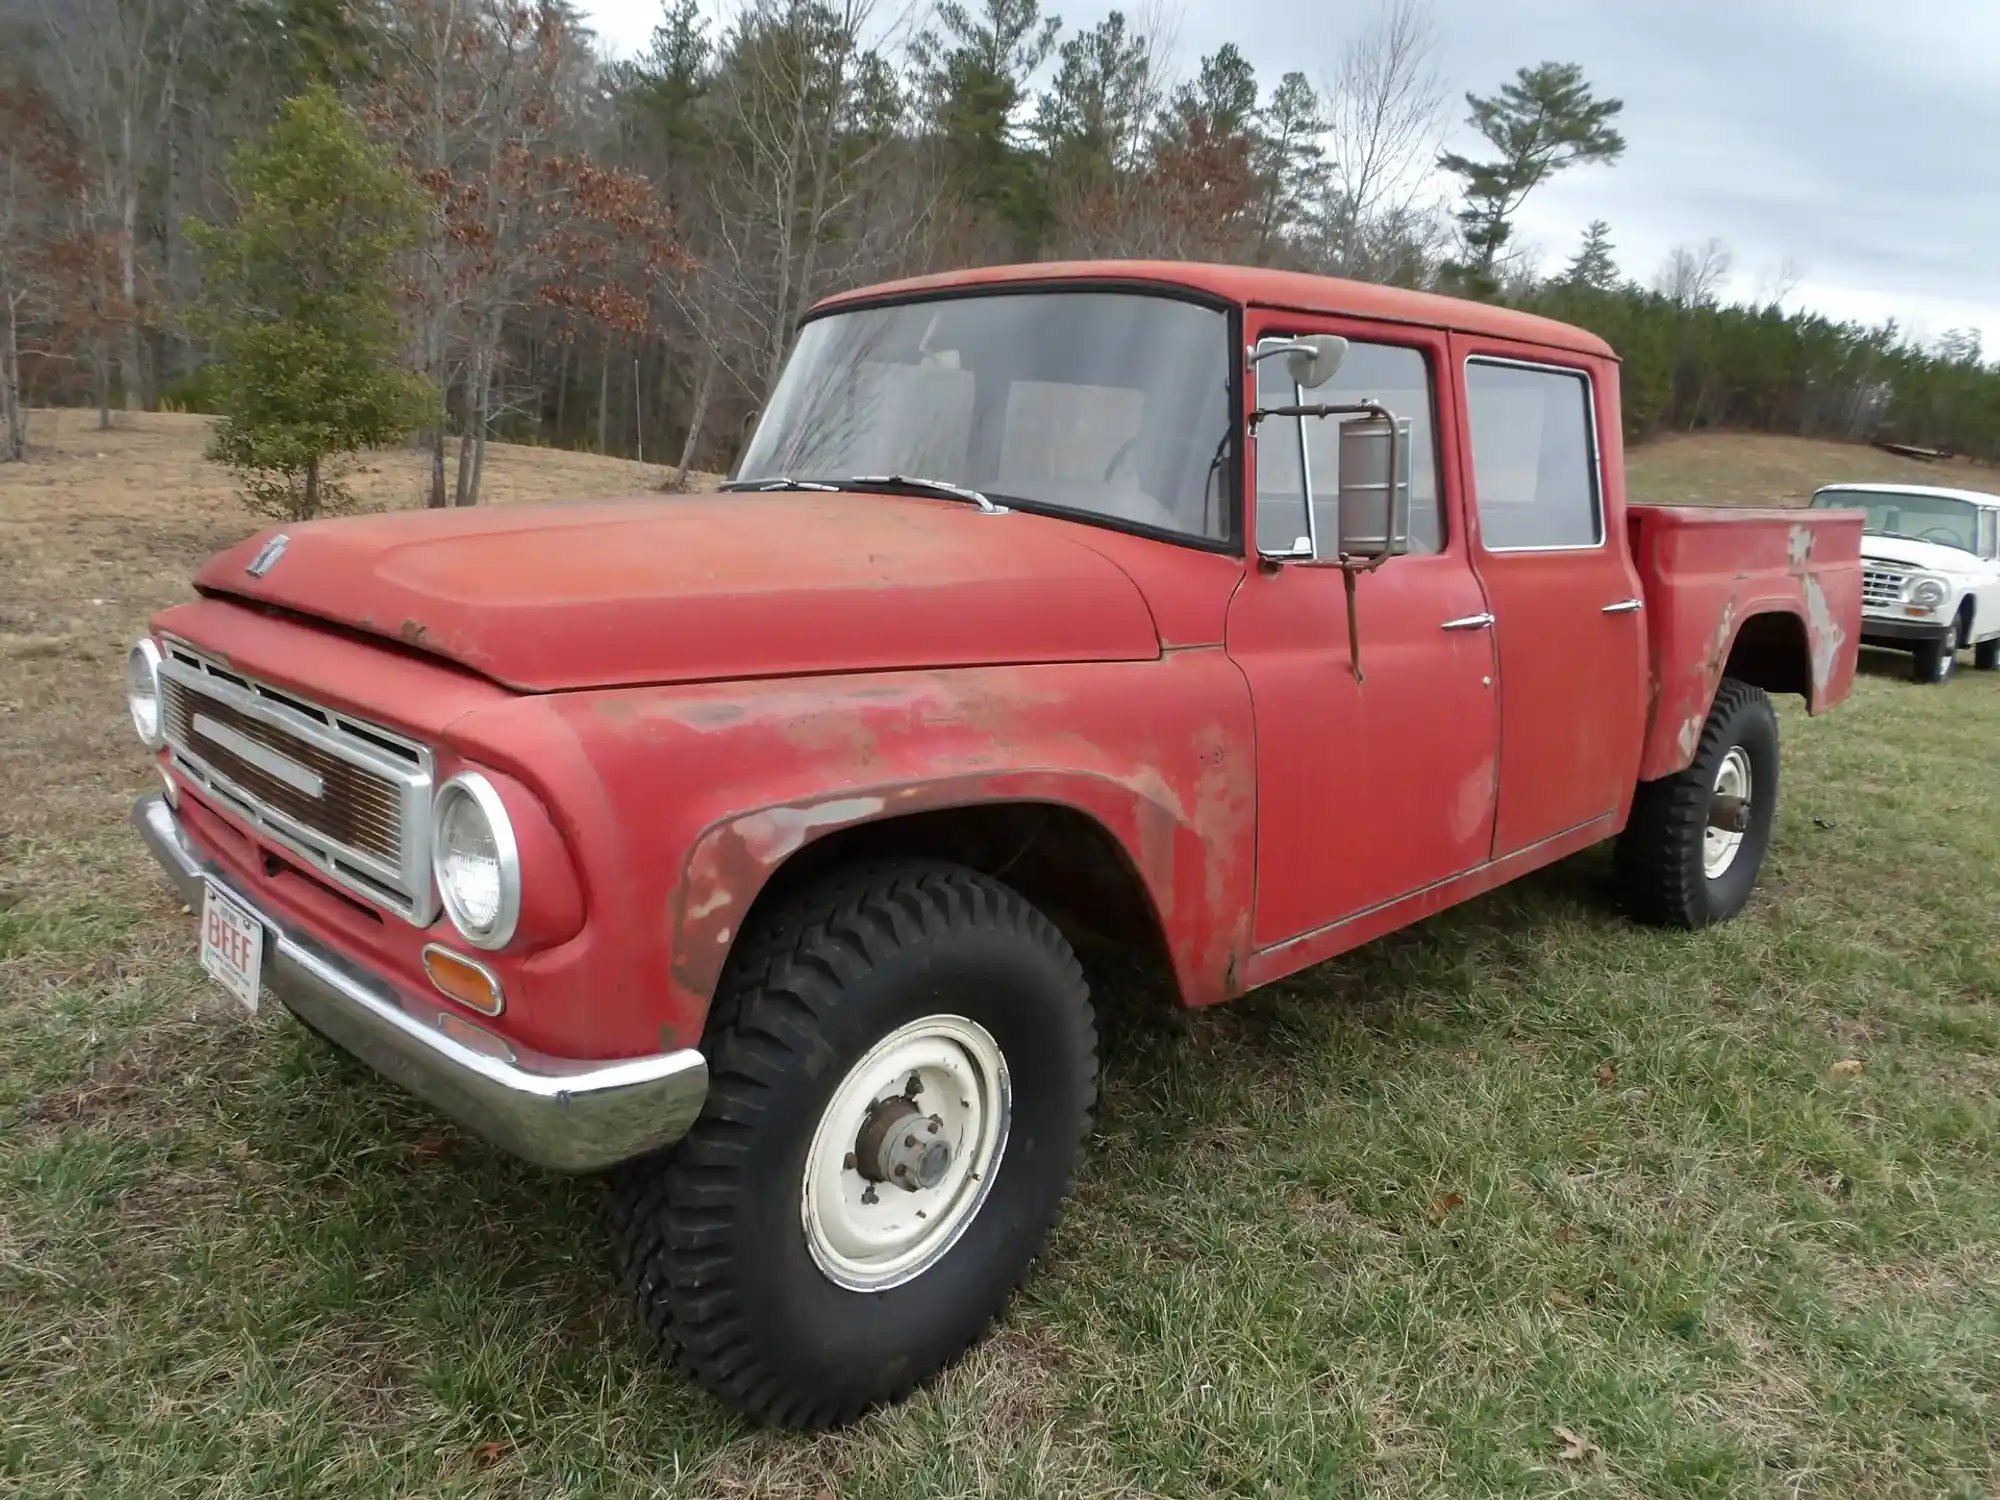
[1980,508,1998,560]
[1465,360,1601,550]
[1254,338,1443,556]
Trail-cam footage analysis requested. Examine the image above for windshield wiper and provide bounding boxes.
[843,474,1006,514]
[720,477,842,493]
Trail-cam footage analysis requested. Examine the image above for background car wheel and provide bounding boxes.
[608,860,1096,1431]
[1913,635,1956,684]
[1975,638,2000,672]
[1616,677,1780,929]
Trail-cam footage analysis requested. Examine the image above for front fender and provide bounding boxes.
[662,655,1258,1017]
[671,766,1229,1005]
[507,655,1257,1050]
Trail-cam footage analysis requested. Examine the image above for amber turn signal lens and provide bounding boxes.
[422,944,504,1016]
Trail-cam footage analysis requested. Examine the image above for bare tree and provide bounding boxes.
[697,0,942,403]
[1750,255,1804,310]
[34,0,192,419]
[1312,0,1447,277]
[1656,237,1733,308]
[0,78,89,458]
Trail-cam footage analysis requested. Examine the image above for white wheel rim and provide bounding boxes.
[802,1015,1010,1292]
[1705,746,1752,879]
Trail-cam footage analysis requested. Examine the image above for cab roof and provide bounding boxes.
[1815,481,2000,508]
[813,259,1618,360]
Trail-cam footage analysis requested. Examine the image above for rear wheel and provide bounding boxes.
[1617,678,1780,929]
[608,861,1096,1430]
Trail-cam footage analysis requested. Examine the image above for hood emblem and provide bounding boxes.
[247,534,289,578]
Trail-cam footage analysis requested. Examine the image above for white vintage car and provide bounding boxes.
[1810,482,2000,684]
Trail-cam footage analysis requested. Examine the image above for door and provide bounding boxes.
[1973,507,2000,640]
[1453,342,1648,858]
[1227,316,1500,949]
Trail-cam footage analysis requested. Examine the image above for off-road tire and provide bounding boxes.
[1617,678,1780,929]
[608,861,1097,1430]
[1975,637,2000,672]
[1914,634,1957,684]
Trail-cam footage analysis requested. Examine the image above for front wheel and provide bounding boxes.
[1914,634,1957,684]
[609,861,1097,1430]
[1617,678,1780,929]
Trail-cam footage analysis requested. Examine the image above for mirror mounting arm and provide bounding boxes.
[1247,399,1404,682]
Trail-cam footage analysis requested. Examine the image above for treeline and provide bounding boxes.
[2,0,1996,491]
[1525,233,2000,460]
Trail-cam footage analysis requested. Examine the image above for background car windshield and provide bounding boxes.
[1813,488,1980,550]
[735,292,1235,542]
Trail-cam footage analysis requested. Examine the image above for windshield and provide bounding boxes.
[1812,487,1981,551]
[734,291,1236,542]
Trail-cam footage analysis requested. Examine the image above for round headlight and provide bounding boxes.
[431,772,521,949]
[127,639,165,749]
[1909,577,1949,608]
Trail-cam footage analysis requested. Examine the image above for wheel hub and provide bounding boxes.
[801,1015,1011,1291]
[1704,746,1753,879]
[855,1096,952,1191]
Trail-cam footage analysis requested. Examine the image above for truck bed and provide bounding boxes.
[1627,505,1864,782]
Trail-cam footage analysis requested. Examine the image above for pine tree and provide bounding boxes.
[1563,219,1619,291]
[911,0,1061,237]
[1255,71,1330,252]
[1033,11,1155,191]
[186,84,431,520]
[1438,62,1625,286]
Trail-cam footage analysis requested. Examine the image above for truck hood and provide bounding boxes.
[1858,534,1981,575]
[195,493,1162,691]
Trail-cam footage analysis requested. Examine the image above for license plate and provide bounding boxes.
[199,881,264,1013]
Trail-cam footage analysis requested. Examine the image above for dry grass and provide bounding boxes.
[1623,429,1995,509]
[3,415,1997,1498]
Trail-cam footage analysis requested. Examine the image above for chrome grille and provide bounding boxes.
[158,640,436,921]
[1861,567,1906,609]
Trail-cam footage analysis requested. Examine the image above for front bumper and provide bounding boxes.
[1858,612,1952,646]
[133,791,707,1172]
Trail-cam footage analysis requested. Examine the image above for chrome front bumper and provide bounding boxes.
[132,791,708,1172]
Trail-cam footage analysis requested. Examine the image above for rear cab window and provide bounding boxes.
[1464,360,1602,550]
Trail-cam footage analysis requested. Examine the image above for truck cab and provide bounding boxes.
[128,261,1864,1429]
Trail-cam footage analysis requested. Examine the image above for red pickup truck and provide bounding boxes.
[126,261,1863,1429]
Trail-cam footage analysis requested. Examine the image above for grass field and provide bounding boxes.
[3,413,1997,1498]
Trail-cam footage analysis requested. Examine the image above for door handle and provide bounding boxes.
[1602,598,1643,614]
[1441,612,1495,631]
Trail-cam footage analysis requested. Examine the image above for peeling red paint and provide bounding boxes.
[1629,506,1863,781]
[145,267,1869,1085]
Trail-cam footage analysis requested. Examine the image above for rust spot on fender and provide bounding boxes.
[399,618,429,646]
[734,796,890,864]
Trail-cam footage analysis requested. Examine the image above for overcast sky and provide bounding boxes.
[576,0,2000,350]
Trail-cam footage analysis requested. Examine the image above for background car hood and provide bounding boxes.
[195,493,1162,691]
[1858,534,1982,574]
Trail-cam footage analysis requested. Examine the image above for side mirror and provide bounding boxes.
[1336,414,1412,560]
[1283,335,1348,390]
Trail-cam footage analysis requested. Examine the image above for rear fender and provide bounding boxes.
[1633,514,1862,781]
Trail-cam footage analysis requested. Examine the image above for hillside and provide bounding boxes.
[1623,430,1993,509]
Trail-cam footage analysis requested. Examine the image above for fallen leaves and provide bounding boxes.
[1554,1425,1602,1463]
[1428,1192,1464,1222]
[1829,1059,1866,1079]
[1595,1061,1619,1086]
